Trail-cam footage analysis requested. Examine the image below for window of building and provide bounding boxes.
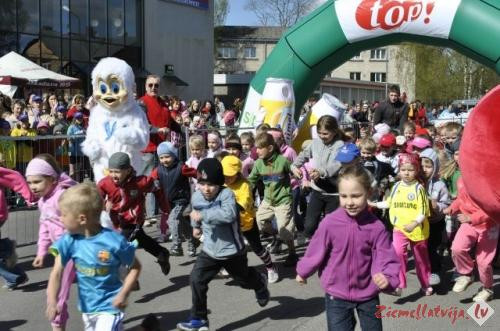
[350,72,361,80]
[370,48,387,60]
[90,0,107,41]
[244,47,256,59]
[18,0,40,34]
[218,47,236,59]
[370,72,387,82]
[41,0,61,37]
[109,0,125,44]
[125,0,141,46]
[351,52,362,61]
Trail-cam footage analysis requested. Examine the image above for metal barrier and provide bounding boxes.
[1,134,91,245]
[0,119,461,245]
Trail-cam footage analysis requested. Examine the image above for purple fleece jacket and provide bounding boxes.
[296,207,400,302]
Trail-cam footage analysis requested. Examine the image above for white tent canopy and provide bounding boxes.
[0,51,80,96]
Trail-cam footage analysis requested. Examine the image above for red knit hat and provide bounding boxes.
[398,153,420,172]
[379,133,396,147]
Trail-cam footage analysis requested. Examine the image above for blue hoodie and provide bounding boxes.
[191,187,245,259]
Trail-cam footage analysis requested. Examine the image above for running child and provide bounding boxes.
[371,153,433,296]
[248,132,298,266]
[152,142,198,256]
[97,152,170,275]
[47,183,141,331]
[177,158,269,331]
[0,166,34,290]
[296,164,400,331]
[26,154,77,331]
[221,155,279,283]
[291,115,345,238]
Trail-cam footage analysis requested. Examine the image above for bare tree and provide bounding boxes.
[214,0,230,27]
[245,0,315,27]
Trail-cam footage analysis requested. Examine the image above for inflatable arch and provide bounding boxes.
[240,0,500,128]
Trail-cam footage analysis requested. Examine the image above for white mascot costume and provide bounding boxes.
[82,57,149,182]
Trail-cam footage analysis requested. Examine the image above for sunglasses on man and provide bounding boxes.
[148,83,159,88]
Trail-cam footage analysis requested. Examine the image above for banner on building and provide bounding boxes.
[169,0,208,10]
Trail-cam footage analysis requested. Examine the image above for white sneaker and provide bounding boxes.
[267,267,280,284]
[453,275,474,293]
[296,232,307,246]
[429,273,441,286]
[473,288,493,302]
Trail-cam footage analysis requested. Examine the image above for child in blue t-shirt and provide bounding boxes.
[47,183,141,331]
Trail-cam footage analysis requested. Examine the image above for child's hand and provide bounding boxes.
[457,214,471,224]
[46,301,60,321]
[193,228,202,239]
[372,272,389,290]
[296,274,307,285]
[292,167,303,179]
[443,207,451,215]
[403,221,419,233]
[105,200,113,212]
[310,169,320,181]
[112,293,128,310]
[431,199,438,210]
[190,210,202,222]
[368,200,378,208]
[33,255,45,268]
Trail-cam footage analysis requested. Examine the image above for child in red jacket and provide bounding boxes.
[97,152,170,276]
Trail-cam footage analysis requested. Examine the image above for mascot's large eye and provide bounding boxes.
[99,82,107,94]
[111,81,120,94]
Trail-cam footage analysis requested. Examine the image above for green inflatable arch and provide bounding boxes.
[240,0,500,127]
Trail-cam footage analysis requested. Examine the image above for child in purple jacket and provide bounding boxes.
[296,164,400,331]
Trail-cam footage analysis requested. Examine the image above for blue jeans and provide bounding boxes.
[0,263,26,286]
[0,238,26,286]
[140,153,157,218]
[325,295,382,331]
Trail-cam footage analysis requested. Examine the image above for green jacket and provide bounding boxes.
[248,153,292,206]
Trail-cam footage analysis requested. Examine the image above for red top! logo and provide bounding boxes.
[356,0,436,30]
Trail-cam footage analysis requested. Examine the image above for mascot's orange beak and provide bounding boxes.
[460,85,500,222]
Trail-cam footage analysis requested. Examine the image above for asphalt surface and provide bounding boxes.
[1,217,500,331]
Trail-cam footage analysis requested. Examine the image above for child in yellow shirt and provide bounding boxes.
[371,153,432,296]
[221,155,279,284]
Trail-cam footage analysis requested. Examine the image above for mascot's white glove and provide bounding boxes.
[81,139,102,162]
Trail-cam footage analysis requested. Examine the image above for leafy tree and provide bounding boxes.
[396,44,500,104]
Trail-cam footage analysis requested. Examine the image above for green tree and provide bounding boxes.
[396,44,500,104]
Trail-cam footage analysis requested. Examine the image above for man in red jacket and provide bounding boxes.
[139,75,180,220]
[98,152,171,276]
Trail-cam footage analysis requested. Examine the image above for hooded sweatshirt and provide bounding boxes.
[292,138,344,194]
[420,148,450,223]
[190,187,245,259]
[36,173,77,257]
[296,208,400,302]
[0,167,34,225]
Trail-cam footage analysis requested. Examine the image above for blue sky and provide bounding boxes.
[225,0,259,26]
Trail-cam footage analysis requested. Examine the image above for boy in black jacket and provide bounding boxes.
[152,142,198,257]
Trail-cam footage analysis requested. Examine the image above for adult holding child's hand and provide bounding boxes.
[372,272,389,290]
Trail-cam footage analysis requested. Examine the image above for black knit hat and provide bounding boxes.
[197,158,224,186]
[108,152,131,170]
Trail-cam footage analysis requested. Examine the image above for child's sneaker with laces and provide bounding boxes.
[473,288,493,302]
[453,275,473,293]
[176,318,209,331]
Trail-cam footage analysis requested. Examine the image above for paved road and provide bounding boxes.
[1,225,499,331]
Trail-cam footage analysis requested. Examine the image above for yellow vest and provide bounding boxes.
[387,181,430,241]
[0,140,16,169]
[226,178,255,232]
